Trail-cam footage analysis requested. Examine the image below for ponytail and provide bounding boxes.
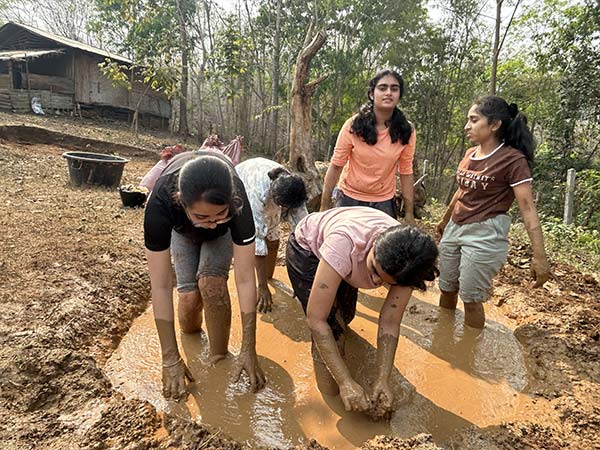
[505,111,535,168]
[474,96,536,168]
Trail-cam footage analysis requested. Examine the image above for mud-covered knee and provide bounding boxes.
[198,276,229,305]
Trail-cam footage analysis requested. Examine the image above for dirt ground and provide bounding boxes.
[0,117,598,449]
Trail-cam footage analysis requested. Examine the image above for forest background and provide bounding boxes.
[1,0,599,264]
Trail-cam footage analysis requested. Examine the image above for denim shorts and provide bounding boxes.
[170,230,233,292]
[438,214,511,303]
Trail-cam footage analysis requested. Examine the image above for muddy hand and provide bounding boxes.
[256,285,273,314]
[162,358,195,401]
[530,255,550,288]
[233,350,267,392]
[339,379,371,412]
[372,379,394,413]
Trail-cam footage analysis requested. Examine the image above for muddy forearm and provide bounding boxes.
[240,311,258,353]
[312,326,353,386]
[255,255,268,288]
[524,219,547,259]
[151,285,179,361]
[155,319,180,363]
[375,332,399,382]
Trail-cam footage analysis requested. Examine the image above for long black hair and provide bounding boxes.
[350,69,413,146]
[177,154,243,214]
[474,95,536,168]
[373,225,439,291]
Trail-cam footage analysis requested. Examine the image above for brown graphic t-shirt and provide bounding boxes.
[452,145,532,225]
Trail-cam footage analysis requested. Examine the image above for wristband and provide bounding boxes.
[162,357,182,369]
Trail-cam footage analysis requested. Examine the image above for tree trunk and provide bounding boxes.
[288,25,328,210]
[177,0,189,135]
[269,0,282,155]
[490,0,503,95]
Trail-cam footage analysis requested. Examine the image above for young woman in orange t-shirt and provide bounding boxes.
[320,69,416,224]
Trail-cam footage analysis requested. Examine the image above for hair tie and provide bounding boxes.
[508,103,519,119]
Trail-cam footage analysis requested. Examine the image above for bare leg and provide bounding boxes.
[266,239,280,279]
[439,290,459,310]
[464,303,485,329]
[177,290,203,333]
[199,276,231,360]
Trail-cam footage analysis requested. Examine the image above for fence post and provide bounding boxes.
[563,168,576,225]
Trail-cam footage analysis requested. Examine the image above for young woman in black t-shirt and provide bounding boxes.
[144,151,265,400]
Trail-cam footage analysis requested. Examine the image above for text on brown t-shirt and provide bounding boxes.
[452,145,532,225]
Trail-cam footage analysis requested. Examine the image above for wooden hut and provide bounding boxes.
[0,22,171,127]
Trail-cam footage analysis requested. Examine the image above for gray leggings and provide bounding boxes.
[170,230,233,292]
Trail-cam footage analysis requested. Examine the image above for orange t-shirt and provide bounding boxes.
[331,116,415,202]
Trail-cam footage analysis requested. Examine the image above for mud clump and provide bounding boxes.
[360,434,442,450]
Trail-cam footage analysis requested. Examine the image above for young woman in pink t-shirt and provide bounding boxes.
[320,69,416,223]
[436,96,550,329]
[286,207,438,415]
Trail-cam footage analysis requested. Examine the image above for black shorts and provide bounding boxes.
[336,191,396,218]
[286,233,357,341]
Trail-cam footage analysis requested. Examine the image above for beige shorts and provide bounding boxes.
[438,214,511,303]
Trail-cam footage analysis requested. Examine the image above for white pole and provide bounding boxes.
[563,168,576,225]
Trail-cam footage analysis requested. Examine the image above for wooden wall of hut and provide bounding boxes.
[20,74,74,94]
[0,88,73,112]
[0,74,10,89]
[74,53,170,118]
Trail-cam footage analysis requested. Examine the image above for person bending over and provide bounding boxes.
[236,157,308,313]
[286,207,438,414]
[144,151,266,400]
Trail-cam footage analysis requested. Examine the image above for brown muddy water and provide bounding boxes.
[105,267,537,449]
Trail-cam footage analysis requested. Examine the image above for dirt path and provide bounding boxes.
[0,125,598,449]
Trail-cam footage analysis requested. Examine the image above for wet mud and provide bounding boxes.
[106,268,548,449]
[1,124,599,449]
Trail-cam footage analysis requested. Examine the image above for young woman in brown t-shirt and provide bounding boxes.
[436,96,550,328]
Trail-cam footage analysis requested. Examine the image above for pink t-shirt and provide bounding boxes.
[331,116,416,202]
[294,207,400,289]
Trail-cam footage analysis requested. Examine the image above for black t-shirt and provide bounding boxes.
[144,151,256,251]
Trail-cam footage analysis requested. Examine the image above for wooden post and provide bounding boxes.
[25,58,32,108]
[563,168,576,225]
[413,159,429,186]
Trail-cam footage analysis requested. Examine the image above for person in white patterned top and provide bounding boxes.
[236,157,308,313]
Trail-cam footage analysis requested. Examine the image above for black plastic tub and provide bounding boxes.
[62,151,129,188]
[118,186,148,208]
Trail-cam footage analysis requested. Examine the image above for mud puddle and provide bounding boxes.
[105,267,543,449]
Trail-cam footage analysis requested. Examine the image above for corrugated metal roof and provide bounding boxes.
[0,49,64,61]
[0,22,132,64]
